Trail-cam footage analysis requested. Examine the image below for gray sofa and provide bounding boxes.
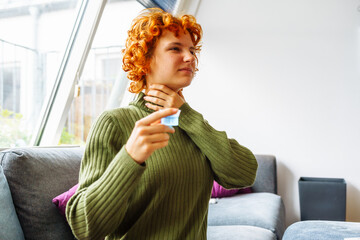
[283,220,360,240]
[0,147,285,240]
[208,155,285,240]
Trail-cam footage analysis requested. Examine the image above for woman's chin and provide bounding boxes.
[170,82,192,92]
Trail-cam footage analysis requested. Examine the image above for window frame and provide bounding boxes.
[31,0,200,146]
[32,0,108,146]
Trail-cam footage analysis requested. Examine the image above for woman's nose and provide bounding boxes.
[184,51,195,63]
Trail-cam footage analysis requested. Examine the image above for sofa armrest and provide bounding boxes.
[0,147,83,240]
[252,155,277,194]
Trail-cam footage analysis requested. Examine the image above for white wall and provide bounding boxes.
[188,0,360,225]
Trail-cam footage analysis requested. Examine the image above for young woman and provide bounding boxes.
[66,8,258,240]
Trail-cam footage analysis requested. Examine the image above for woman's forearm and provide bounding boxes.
[178,103,258,188]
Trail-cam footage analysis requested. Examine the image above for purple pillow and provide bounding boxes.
[238,187,252,194]
[53,181,252,215]
[211,181,252,198]
[52,184,79,217]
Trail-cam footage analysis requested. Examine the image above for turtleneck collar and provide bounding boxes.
[129,92,155,113]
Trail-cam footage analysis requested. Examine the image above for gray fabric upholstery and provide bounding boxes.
[253,155,277,194]
[283,221,360,240]
[0,147,284,240]
[207,225,277,240]
[208,193,285,239]
[207,155,284,240]
[0,147,82,240]
[0,165,25,240]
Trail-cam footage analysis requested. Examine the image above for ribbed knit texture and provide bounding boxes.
[66,92,258,240]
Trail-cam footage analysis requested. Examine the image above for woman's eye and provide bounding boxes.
[170,47,180,51]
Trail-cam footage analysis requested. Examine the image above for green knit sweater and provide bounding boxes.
[66,92,258,240]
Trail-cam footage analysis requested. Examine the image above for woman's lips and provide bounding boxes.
[179,67,193,73]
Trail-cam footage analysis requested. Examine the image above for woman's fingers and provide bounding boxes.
[145,87,172,108]
[138,124,175,135]
[145,84,185,109]
[144,95,166,106]
[145,132,170,143]
[124,94,182,164]
[124,84,185,164]
[137,108,178,126]
[146,89,169,100]
[126,108,178,164]
[150,119,161,125]
[151,141,170,150]
[146,102,163,111]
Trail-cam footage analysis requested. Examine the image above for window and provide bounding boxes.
[59,0,144,145]
[61,48,123,145]
[1,0,173,147]
[1,62,21,113]
[0,0,81,147]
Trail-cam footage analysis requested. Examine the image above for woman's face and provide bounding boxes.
[146,30,196,92]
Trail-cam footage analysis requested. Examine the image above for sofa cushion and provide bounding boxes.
[0,147,83,240]
[0,165,25,240]
[283,220,360,240]
[207,225,276,240]
[207,192,285,239]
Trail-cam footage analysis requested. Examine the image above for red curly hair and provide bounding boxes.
[122,8,202,93]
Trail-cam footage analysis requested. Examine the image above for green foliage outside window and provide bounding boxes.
[0,106,85,147]
[59,126,85,145]
[0,107,31,147]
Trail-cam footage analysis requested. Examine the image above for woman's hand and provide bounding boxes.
[144,84,185,111]
[125,108,178,164]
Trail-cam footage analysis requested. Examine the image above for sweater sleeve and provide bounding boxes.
[66,111,145,240]
[179,103,258,189]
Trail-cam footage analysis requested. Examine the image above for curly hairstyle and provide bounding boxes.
[122,8,202,93]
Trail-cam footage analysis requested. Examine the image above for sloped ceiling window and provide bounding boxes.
[59,0,144,145]
[136,0,177,12]
[136,0,200,15]
[57,0,201,146]
[0,0,201,148]
[0,0,81,148]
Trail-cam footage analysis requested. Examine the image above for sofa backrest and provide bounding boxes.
[0,147,83,240]
[252,154,277,194]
